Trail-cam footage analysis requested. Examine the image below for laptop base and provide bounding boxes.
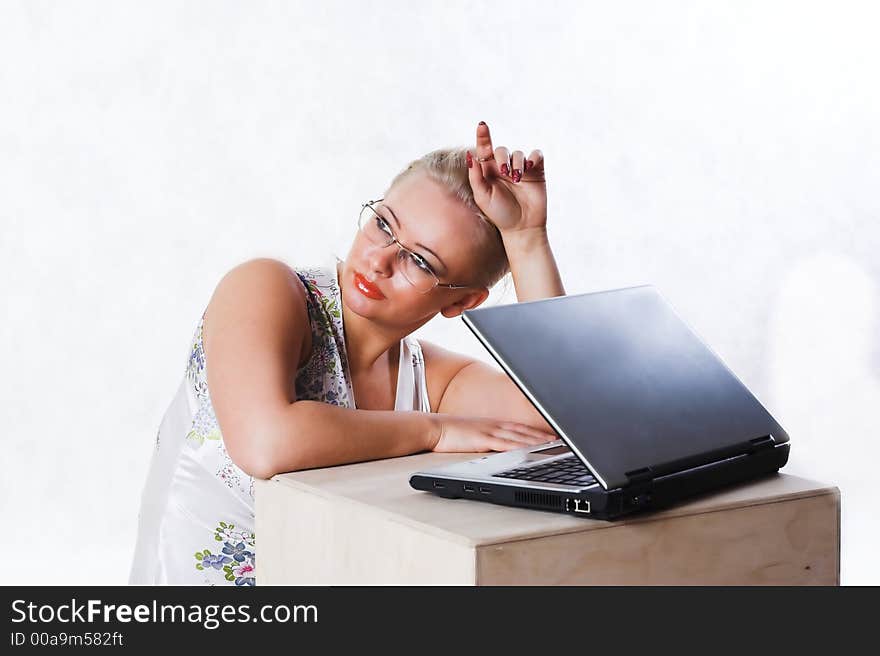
[411,443,790,521]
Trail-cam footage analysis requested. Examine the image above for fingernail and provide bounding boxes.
[513,168,522,183]
[525,160,534,170]
[478,121,486,126]
[500,163,509,176]
[466,151,473,169]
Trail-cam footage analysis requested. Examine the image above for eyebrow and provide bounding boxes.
[382,204,449,275]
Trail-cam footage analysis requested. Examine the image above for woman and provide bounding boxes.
[129,121,566,585]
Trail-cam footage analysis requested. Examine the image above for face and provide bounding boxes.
[339,171,491,328]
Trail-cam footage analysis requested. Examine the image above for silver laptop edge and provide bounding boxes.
[415,440,603,493]
[459,312,611,490]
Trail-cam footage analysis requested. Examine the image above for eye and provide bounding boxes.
[407,251,435,275]
[374,214,394,236]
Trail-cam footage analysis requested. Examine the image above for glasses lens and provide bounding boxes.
[399,250,437,293]
[359,204,394,246]
[359,202,438,293]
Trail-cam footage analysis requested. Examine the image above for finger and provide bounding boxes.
[510,150,525,183]
[491,428,545,445]
[522,432,558,445]
[466,150,492,199]
[495,146,511,177]
[486,437,533,452]
[491,427,534,442]
[525,149,544,174]
[500,421,557,440]
[475,121,500,176]
[522,433,555,446]
[504,430,555,446]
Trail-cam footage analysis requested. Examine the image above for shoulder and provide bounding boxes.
[204,258,312,366]
[217,257,296,288]
[418,339,475,372]
[210,258,309,311]
[417,339,481,414]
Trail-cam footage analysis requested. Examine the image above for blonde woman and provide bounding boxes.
[130,121,566,585]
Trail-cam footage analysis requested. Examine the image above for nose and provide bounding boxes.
[366,240,396,278]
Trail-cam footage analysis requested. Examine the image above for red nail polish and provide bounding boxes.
[466,151,473,168]
[500,163,509,176]
[478,121,486,126]
[525,160,534,170]
[513,169,522,183]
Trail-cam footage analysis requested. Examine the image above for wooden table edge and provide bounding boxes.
[264,474,840,549]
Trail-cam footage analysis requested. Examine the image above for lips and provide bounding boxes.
[353,272,386,300]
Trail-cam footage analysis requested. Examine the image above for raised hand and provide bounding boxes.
[466,121,547,235]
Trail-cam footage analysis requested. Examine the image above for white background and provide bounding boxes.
[1,1,877,584]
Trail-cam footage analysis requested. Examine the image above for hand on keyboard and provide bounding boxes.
[428,414,557,454]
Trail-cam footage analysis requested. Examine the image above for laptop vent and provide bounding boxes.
[514,490,566,511]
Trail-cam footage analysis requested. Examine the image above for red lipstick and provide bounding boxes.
[354,272,386,300]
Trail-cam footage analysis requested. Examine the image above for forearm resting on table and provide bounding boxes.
[248,400,438,479]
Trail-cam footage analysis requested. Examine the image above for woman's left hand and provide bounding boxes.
[466,121,547,235]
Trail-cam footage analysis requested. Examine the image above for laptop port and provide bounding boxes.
[479,486,492,495]
[463,484,475,493]
[573,499,591,514]
[433,481,445,489]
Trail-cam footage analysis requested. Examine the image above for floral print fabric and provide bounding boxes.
[193,522,256,586]
[130,259,358,585]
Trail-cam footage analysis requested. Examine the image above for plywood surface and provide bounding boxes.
[475,491,839,585]
[257,477,476,585]
[269,452,837,547]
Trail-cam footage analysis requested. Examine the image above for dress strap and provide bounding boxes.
[395,336,431,412]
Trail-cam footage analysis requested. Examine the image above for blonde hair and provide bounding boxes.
[383,147,511,289]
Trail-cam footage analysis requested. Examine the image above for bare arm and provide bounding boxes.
[262,401,438,477]
[502,227,565,302]
[437,359,555,436]
[203,258,439,479]
[464,121,564,302]
[423,124,564,433]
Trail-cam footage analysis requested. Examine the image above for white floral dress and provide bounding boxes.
[129,257,430,585]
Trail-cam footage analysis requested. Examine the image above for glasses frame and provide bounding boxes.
[358,198,476,294]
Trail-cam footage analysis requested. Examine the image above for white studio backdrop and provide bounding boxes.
[1,1,877,584]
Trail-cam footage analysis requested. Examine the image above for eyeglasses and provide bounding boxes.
[357,199,474,294]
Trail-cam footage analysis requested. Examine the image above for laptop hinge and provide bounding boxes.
[624,466,654,494]
[747,434,776,454]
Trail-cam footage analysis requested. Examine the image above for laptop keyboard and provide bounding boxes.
[493,456,596,487]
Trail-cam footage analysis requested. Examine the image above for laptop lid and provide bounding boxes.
[461,285,789,490]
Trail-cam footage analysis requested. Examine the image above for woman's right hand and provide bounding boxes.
[428,413,558,453]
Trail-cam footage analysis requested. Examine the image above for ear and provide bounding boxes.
[439,287,490,318]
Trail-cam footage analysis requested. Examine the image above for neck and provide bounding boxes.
[336,260,427,375]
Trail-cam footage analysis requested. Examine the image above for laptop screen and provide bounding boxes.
[461,286,788,490]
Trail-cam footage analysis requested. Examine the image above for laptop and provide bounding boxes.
[409,285,790,520]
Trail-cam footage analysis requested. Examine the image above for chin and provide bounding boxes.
[341,277,385,319]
